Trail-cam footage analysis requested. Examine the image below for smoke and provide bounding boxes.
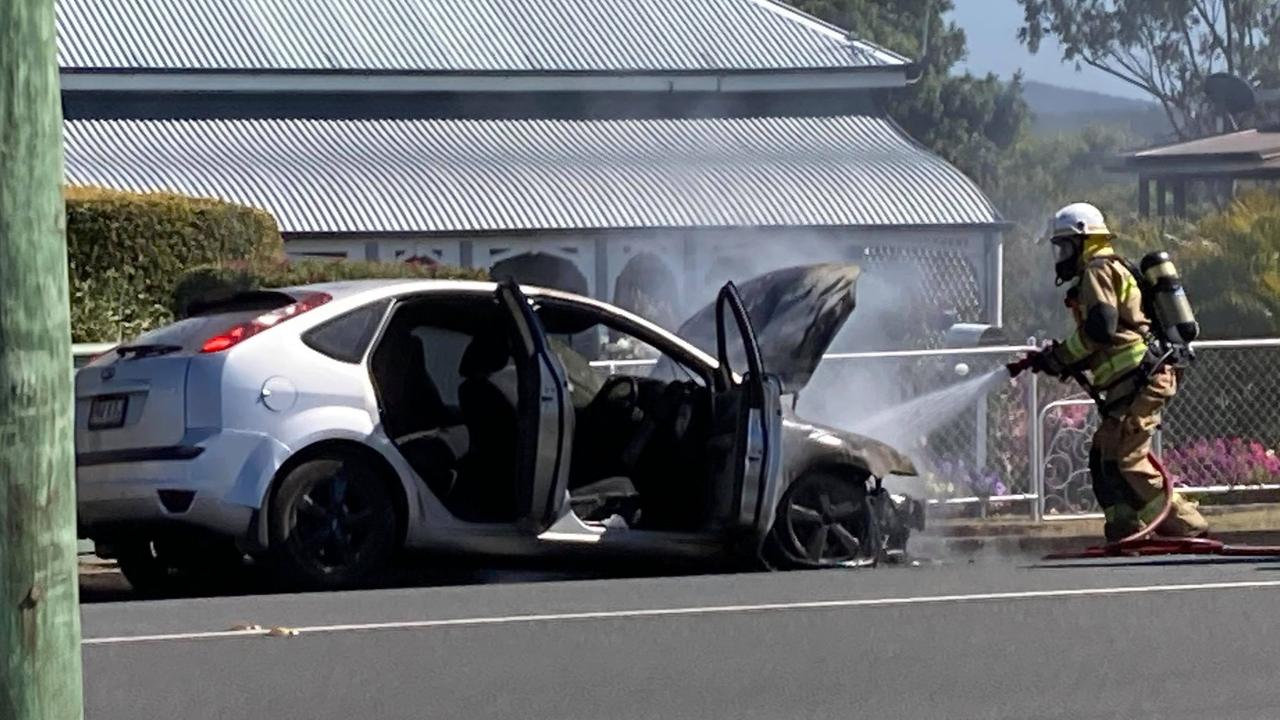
[639,228,1015,514]
[659,229,945,423]
[650,226,985,439]
[792,260,942,430]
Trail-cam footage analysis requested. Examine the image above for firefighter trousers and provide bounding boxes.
[1088,367,1209,540]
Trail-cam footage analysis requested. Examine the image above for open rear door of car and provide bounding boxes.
[709,283,784,550]
[495,279,575,533]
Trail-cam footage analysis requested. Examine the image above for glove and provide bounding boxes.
[1029,342,1068,378]
[1064,286,1080,309]
[1008,343,1067,378]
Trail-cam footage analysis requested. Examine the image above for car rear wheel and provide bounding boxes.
[268,453,400,590]
[771,470,879,568]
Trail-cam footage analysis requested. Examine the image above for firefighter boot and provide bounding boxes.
[1102,504,1142,543]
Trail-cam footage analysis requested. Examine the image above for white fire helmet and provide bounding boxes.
[1047,202,1112,241]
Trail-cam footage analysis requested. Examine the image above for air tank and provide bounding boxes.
[1140,251,1199,345]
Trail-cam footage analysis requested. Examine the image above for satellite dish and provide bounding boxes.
[1205,72,1258,114]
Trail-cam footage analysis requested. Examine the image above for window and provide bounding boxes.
[409,325,474,406]
[121,291,303,356]
[534,300,706,388]
[302,299,390,363]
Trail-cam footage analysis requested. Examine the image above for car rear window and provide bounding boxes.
[117,291,302,356]
[303,299,391,363]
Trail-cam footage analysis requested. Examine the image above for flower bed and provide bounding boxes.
[926,458,1010,499]
[1163,438,1280,487]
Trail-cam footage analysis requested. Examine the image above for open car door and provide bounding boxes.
[495,279,575,533]
[708,283,784,550]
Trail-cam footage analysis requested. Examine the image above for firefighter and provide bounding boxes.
[1024,203,1209,541]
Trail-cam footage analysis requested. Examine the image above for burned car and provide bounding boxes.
[74,263,922,592]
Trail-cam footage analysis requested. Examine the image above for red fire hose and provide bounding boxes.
[1007,355,1280,559]
[1043,452,1280,560]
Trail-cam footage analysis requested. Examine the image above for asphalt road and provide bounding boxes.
[80,555,1280,720]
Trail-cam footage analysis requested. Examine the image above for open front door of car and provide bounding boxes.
[709,282,784,551]
[495,279,575,533]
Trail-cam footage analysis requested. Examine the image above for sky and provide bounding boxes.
[946,0,1150,101]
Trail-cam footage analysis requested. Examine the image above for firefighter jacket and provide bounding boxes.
[1051,247,1149,388]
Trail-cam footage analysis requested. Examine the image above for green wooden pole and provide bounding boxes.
[0,1,84,719]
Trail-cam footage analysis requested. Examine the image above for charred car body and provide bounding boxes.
[74,263,923,592]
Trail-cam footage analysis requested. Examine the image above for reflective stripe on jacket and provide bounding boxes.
[1054,248,1148,388]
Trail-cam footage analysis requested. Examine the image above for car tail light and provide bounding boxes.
[200,292,332,354]
[86,347,117,366]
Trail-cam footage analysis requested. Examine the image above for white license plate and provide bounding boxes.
[88,396,129,430]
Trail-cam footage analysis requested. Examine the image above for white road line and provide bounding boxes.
[82,579,1280,647]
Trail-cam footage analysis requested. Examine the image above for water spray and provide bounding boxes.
[848,367,1009,457]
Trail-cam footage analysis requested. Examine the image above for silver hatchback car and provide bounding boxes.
[76,263,923,593]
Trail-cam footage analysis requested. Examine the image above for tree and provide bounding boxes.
[1168,190,1280,337]
[991,124,1137,227]
[989,126,1138,341]
[1016,0,1280,139]
[792,0,1030,188]
[0,1,85,719]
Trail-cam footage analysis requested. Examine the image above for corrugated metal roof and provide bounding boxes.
[63,115,1001,233]
[56,0,907,72]
[1129,129,1280,160]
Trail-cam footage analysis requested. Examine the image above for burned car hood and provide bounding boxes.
[781,414,919,481]
[673,263,860,394]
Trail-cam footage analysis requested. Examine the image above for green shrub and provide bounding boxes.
[172,258,490,319]
[66,186,284,342]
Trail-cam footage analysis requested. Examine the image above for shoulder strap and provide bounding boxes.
[1114,255,1144,282]
[1090,254,1139,276]
[1092,255,1149,297]
[1087,255,1156,336]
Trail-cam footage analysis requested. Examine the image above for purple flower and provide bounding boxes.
[1163,438,1280,487]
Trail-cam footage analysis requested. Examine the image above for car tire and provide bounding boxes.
[268,453,400,591]
[768,470,880,569]
[116,538,244,598]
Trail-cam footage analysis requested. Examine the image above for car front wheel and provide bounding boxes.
[268,453,400,590]
[769,470,880,568]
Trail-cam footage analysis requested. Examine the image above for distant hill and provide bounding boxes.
[1021,81,1174,141]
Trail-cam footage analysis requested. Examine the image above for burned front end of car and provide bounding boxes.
[779,416,927,565]
[870,486,927,561]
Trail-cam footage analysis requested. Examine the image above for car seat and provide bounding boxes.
[455,331,521,521]
[371,319,460,499]
[371,319,449,440]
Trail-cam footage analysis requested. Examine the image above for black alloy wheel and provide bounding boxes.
[777,471,878,566]
[269,454,399,590]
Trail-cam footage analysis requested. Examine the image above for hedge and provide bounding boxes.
[67,186,283,342]
[172,258,490,319]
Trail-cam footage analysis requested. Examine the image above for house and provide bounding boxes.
[58,0,1006,341]
[1111,127,1280,218]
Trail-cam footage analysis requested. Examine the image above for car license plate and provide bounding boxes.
[88,395,128,430]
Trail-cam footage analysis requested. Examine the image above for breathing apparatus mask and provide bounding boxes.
[1051,235,1083,286]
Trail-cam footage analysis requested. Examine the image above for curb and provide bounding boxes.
[915,528,1280,560]
[932,503,1280,539]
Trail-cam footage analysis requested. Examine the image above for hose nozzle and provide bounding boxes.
[1006,355,1035,378]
